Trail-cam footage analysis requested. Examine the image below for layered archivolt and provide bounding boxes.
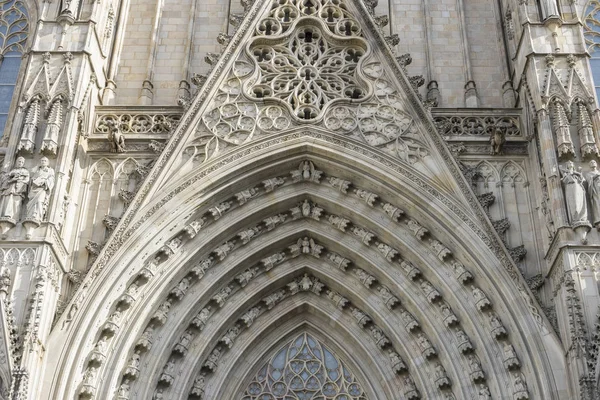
[67,158,543,400]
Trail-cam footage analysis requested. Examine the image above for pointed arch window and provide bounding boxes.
[0,0,28,137]
[585,0,600,101]
[242,333,368,400]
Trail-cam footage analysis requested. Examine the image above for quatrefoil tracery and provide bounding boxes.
[249,20,369,121]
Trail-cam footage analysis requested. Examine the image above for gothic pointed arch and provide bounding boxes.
[40,1,567,399]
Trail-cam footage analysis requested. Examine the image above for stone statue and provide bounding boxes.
[490,126,506,155]
[560,161,588,227]
[0,157,29,224]
[108,120,126,153]
[587,160,600,228]
[540,0,559,20]
[25,157,55,223]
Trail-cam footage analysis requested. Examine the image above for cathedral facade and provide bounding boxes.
[1,0,600,398]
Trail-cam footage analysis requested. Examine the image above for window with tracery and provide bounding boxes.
[0,0,28,137]
[585,0,600,100]
[242,333,368,400]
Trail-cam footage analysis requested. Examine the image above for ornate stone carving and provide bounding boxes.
[291,161,322,183]
[406,219,428,239]
[184,217,206,238]
[152,299,172,325]
[382,202,404,221]
[399,260,421,280]
[238,227,261,244]
[190,373,207,397]
[191,257,214,279]
[291,200,323,220]
[434,114,520,137]
[19,97,41,153]
[467,354,485,383]
[123,353,141,379]
[416,332,436,358]
[327,214,350,231]
[489,313,508,338]
[236,267,260,287]
[287,274,324,295]
[214,241,235,260]
[326,289,349,309]
[420,280,441,303]
[263,214,287,231]
[351,226,374,244]
[512,373,529,400]
[376,242,398,261]
[439,302,459,327]
[263,289,286,309]
[173,330,195,355]
[262,177,286,192]
[388,349,407,374]
[24,157,55,225]
[402,375,420,399]
[354,189,378,206]
[102,308,123,335]
[328,176,351,193]
[136,325,154,351]
[369,325,390,348]
[560,161,590,229]
[170,277,191,300]
[455,329,474,353]
[0,157,29,230]
[89,336,108,364]
[353,268,376,287]
[350,307,371,327]
[429,239,451,260]
[191,307,212,331]
[327,252,351,270]
[377,285,399,309]
[238,307,263,330]
[213,285,233,307]
[95,112,181,135]
[261,252,285,271]
[503,343,520,370]
[289,237,323,257]
[209,201,232,220]
[451,261,473,284]
[434,363,451,388]
[587,160,600,228]
[235,187,259,205]
[159,359,176,385]
[204,347,222,371]
[472,286,492,311]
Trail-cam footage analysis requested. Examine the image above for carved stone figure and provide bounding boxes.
[24,157,55,223]
[191,373,207,397]
[123,353,141,378]
[0,157,29,229]
[204,346,222,371]
[241,307,262,327]
[490,125,506,155]
[117,380,130,399]
[434,363,450,388]
[587,160,600,228]
[191,307,212,330]
[108,120,126,153]
[291,160,322,183]
[478,384,492,400]
[503,343,520,370]
[560,161,589,228]
[513,373,529,400]
[159,359,176,385]
[174,329,195,354]
[136,325,155,350]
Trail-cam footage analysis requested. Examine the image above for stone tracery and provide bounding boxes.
[241,332,368,400]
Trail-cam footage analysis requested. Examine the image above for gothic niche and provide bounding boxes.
[241,333,367,399]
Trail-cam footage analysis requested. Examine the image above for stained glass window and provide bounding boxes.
[242,333,368,400]
[0,0,28,137]
[585,0,600,100]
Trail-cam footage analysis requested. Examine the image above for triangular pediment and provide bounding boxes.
[138,0,476,215]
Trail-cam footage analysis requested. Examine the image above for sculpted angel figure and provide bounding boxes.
[25,157,55,223]
[0,157,29,224]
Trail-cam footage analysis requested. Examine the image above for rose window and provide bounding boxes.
[249,24,368,120]
[242,333,368,400]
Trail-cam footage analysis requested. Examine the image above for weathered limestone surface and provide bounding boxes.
[1,0,600,399]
